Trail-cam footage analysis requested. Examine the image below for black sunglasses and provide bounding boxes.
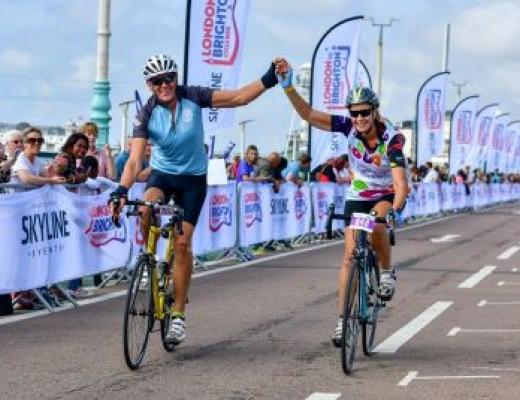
[25,137,45,145]
[149,73,177,86]
[350,108,373,118]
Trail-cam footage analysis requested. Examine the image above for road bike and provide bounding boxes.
[326,205,396,374]
[116,199,184,370]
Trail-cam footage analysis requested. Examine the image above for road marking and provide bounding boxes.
[398,371,499,387]
[447,327,520,336]
[305,393,341,400]
[497,246,520,260]
[512,267,518,272]
[478,300,520,307]
[471,366,520,372]
[374,301,453,353]
[430,234,460,243]
[497,280,520,287]
[458,266,497,288]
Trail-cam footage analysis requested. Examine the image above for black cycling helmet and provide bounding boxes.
[346,87,379,109]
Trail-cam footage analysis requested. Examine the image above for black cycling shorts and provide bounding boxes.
[344,194,394,226]
[146,170,207,226]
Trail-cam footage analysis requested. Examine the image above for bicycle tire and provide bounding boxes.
[123,258,153,370]
[362,250,380,356]
[341,260,360,375]
[160,275,176,352]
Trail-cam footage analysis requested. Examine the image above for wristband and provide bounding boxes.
[115,185,128,196]
[260,62,277,89]
[284,85,295,94]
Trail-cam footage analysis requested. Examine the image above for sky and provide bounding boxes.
[1,0,520,156]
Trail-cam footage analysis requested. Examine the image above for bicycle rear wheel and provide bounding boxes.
[123,258,153,370]
[362,251,380,356]
[341,260,360,375]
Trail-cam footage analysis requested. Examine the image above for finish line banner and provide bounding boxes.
[186,0,250,132]
[0,186,130,294]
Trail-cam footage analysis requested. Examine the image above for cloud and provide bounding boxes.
[70,55,96,86]
[0,49,32,70]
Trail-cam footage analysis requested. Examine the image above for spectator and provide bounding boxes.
[81,122,116,180]
[9,127,65,186]
[491,169,502,184]
[227,154,241,180]
[254,152,288,192]
[50,133,90,184]
[422,161,439,183]
[333,154,351,184]
[282,153,311,185]
[0,129,23,183]
[310,158,336,182]
[236,145,258,182]
[115,139,152,182]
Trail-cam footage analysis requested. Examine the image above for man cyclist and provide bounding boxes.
[109,54,280,345]
[274,58,408,346]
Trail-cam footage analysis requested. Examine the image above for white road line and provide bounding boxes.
[497,280,520,287]
[458,266,497,289]
[398,371,499,387]
[497,246,520,260]
[305,393,341,400]
[471,366,520,372]
[512,267,519,272]
[374,301,453,353]
[430,234,460,243]
[447,327,520,336]
[478,300,520,307]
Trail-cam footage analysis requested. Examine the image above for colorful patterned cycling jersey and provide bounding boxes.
[331,115,406,201]
[133,86,214,175]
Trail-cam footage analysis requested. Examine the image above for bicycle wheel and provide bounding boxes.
[160,274,176,352]
[362,250,380,356]
[123,258,153,370]
[341,260,360,375]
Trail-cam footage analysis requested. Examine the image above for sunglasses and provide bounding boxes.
[350,108,373,118]
[10,140,22,144]
[25,137,45,145]
[149,73,177,86]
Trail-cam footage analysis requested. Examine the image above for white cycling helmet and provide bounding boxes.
[142,54,178,80]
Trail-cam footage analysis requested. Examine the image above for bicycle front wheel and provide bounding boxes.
[123,258,153,370]
[341,260,360,375]
[362,251,380,356]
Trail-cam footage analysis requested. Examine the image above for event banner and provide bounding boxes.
[355,59,372,89]
[238,182,273,246]
[504,122,518,173]
[309,15,363,170]
[510,121,520,173]
[486,113,510,173]
[416,71,449,165]
[0,186,131,294]
[466,103,498,170]
[449,95,479,175]
[186,0,250,132]
[311,182,347,232]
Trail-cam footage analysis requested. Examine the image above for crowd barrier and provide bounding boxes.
[1,181,519,294]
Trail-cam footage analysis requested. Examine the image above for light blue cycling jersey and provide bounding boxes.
[133,86,214,175]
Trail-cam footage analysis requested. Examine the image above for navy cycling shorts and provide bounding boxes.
[344,194,394,226]
[146,170,207,226]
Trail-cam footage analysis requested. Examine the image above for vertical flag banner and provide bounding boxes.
[355,59,373,89]
[467,103,498,170]
[449,95,479,175]
[185,0,251,132]
[486,113,510,173]
[309,15,363,170]
[511,121,520,173]
[505,121,519,173]
[416,71,450,165]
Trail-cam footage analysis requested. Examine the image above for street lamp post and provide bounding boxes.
[91,0,111,147]
[370,18,399,100]
[238,119,253,156]
[451,81,468,101]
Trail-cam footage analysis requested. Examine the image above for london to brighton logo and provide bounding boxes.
[317,191,329,219]
[244,191,262,227]
[294,189,307,220]
[424,89,442,129]
[456,110,472,144]
[84,204,127,247]
[323,45,350,110]
[477,116,492,147]
[492,123,504,151]
[201,0,239,66]
[209,193,232,232]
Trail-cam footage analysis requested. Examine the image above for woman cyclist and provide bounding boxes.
[274,58,408,346]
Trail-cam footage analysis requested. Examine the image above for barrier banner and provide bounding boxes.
[238,182,272,246]
[440,182,452,211]
[292,184,312,237]
[449,95,479,175]
[416,71,450,165]
[186,0,251,132]
[0,186,130,294]
[311,182,336,233]
[309,15,363,170]
[467,103,498,170]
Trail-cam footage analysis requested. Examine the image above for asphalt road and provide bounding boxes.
[2,203,520,400]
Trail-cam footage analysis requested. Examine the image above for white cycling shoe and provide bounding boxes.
[165,316,186,344]
[331,316,343,348]
[379,270,397,301]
